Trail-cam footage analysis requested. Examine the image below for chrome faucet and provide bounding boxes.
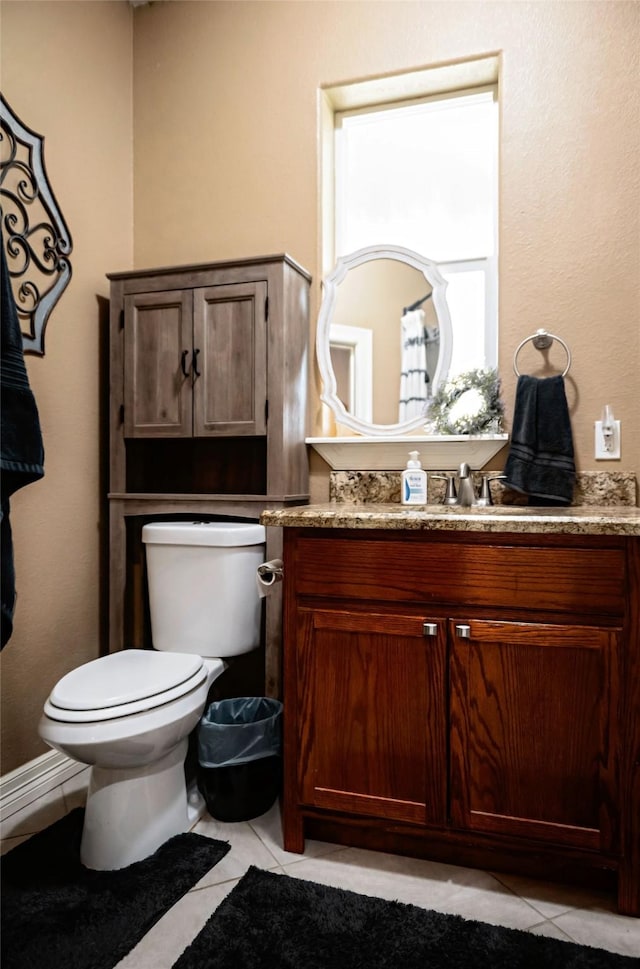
[451,464,507,507]
[433,464,505,506]
[455,462,477,507]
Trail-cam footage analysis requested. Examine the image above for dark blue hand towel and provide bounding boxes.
[1,236,45,648]
[503,374,575,506]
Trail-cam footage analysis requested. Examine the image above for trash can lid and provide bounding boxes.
[142,521,266,547]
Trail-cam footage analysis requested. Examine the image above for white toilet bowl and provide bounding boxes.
[38,520,266,871]
[39,650,226,870]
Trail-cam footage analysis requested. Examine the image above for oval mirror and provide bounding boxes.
[316,245,453,436]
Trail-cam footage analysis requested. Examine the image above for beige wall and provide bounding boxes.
[131,0,639,501]
[1,0,638,773]
[0,1,133,771]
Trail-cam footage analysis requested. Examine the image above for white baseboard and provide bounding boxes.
[0,750,86,821]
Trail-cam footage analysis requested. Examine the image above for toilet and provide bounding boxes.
[39,521,266,870]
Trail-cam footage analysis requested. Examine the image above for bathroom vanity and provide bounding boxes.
[261,503,640,917]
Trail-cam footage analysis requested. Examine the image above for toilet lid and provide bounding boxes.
[43,664,211,723]
[49,650,205,712]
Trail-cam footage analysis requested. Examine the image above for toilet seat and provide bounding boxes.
[44,650,208,724]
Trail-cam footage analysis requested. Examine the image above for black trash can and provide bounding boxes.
[197,696,282,822]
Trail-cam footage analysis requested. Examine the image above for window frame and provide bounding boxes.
[319,57,500,377]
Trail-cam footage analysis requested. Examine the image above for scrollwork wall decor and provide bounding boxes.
[1,94,73,355]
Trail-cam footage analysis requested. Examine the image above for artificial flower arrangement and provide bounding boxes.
[425,367,504,435]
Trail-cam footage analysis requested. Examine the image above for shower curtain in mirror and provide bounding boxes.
[399,308,430,422]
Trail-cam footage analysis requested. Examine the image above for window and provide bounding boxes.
[328,82,498,376]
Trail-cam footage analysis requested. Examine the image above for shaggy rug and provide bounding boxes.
[1,807,230,969]
[173,866,636,969]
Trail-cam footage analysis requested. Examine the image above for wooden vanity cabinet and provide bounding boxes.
[449,618,620,852]
[281,527,640,916]
[295,606,447,826]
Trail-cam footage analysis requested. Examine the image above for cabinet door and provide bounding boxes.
[296,608,447,826]
[192,282,267,436]
[124,290,193,437]
[449,619,620,851]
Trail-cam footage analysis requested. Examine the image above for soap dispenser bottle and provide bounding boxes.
[401,451,428,505]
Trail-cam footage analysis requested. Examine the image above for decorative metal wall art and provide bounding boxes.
[1,94,73,356]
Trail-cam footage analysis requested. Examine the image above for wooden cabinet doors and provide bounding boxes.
[124,281,267,437]
[295,608,447,826]
[449,619,620,852]
[193,282,267,436]
[124,289,193,437]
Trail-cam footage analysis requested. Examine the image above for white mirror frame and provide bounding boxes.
[316,245,453,437]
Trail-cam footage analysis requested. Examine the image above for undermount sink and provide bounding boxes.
[306,434,509,471]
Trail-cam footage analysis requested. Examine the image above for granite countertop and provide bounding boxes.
[261,503,640,536]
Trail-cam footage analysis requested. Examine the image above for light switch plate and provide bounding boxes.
[594,420,621,459]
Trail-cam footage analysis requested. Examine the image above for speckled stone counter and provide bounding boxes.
[329,470,638,507]
[261,502,640,536]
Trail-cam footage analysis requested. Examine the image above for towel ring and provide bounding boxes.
[513,329,571,378]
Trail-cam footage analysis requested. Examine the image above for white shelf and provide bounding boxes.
[306,434,509,471]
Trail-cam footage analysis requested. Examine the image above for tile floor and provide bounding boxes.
[2,770,639,965]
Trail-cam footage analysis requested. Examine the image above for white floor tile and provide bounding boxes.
[493,870,640,956]
[492,870,614,920]
[190,813,281,886]
[246,801,346,866]
[279,847,545,931]
[526,920,577,943]
[552,906,640,958]
[115,879,239,969]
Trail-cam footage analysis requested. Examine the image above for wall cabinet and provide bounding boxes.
[107,256,311,695]
[124,282,267,437]
[281,527,640,916]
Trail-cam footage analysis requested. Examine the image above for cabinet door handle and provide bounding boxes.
[423,622,439,637]
[180,349,190,377]
[455,624,471,639]
[192,348,201,378]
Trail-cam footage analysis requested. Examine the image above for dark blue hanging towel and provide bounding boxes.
[1,235,45,648]
[502,374,575,506]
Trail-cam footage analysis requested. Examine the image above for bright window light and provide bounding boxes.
[335,90,497,261]
[334,88,498,371]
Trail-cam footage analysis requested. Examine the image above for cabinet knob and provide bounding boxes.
[180,349,189,377]
[192,348,201,378]
[455,624,471,638]
[423,622,439,637]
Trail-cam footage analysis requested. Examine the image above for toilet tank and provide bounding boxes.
[142,522,266,657]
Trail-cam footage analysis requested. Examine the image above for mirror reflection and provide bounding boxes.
[317,245,453,436]
[329,259,441,426]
